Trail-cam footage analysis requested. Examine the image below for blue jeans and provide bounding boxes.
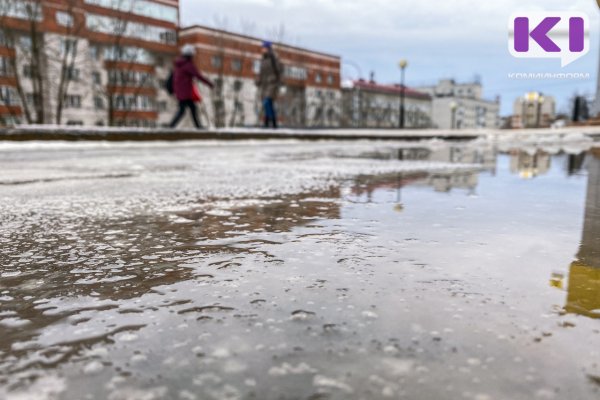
[263,98,277,128]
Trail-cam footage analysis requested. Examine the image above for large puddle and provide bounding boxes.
[0,138,599,399]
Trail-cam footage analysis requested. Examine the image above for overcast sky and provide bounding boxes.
[180,0,600,115]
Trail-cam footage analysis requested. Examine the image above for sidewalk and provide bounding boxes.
[1,125,600,141]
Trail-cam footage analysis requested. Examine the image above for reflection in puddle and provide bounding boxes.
[510,150,552,179]
[0,139,599,399]
[564,149,600,319]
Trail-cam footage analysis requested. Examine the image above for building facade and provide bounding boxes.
[415,79,501,130]
[340,79,432,129]
[511,92,556,129]
[0,0,179,127]
[178,25,342,128]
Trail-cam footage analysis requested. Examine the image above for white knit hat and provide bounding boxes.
[181,44,196,56]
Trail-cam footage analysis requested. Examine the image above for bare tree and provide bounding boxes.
[207,15,229,128]
[86,0,165,127]
[227,19,257,127]
[0,0,91,125]
[265,23,286,45]
[0,0,46,124]
[206,17,261,128]
[307,91,342,128]
[47,0,85,125]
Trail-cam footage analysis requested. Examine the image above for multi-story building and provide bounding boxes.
[0,0,179,127]
[415,79,501,130]
[178,25,342,128]
[340,79,432,129]
[511,92,556,129]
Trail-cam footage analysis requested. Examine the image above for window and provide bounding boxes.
[0,115,21,126]
[159,31,177,45]
[26,92,38,105]
[108,69,154,87]
[315,73,322,84]
[1,0,43,21]
[253,60,261,74]
[86,14,177,45]
[22,65,33,78]
[0,31,9,47]
[113,94,155,111]
[20,36,32,50]
[115,95,126,110]
[64,95,82,109]
[233,80,243,92]
[0,86,19,105]
[83,0,179,24]
[66,120,84,126]
[284,65,307,80]
[92,71,101,85]
[214,78,224,92]
[0,57,13,77]
[231,59,242,72]
[127,96,137,110]
[94,96,105,109]
[60,38,77,57]
[89,45,100,60]
[104,46,154,65]
[139,96,152,110]
[66,67,80,81]
[56,11,73,27]
[327,74,334,85]
[211,55,223,69]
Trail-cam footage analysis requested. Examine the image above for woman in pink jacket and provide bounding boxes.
[169,45,214,129]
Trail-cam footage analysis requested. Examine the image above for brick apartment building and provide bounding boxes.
[0,0,179,127]
[177,25,342,128]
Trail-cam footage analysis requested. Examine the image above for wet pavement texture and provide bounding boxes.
[0,139,599,400]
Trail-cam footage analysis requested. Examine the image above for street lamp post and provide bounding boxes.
[399,60,408,129]
[450,101,458,130]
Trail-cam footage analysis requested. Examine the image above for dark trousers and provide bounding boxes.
[170,100,202,128]
[263,98,277,128]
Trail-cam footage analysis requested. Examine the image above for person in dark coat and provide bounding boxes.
[256,41,283,128]
[170,45,214,129]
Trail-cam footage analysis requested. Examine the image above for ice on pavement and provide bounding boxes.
[0,138,599,400]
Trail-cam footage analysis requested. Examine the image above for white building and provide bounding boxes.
[511,92,556,129]
[415,79,501,130]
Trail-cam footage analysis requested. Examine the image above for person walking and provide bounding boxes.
[256,41,283,129]
[169,44,214,129]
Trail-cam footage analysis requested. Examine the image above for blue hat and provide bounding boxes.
[262,41,272,49]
